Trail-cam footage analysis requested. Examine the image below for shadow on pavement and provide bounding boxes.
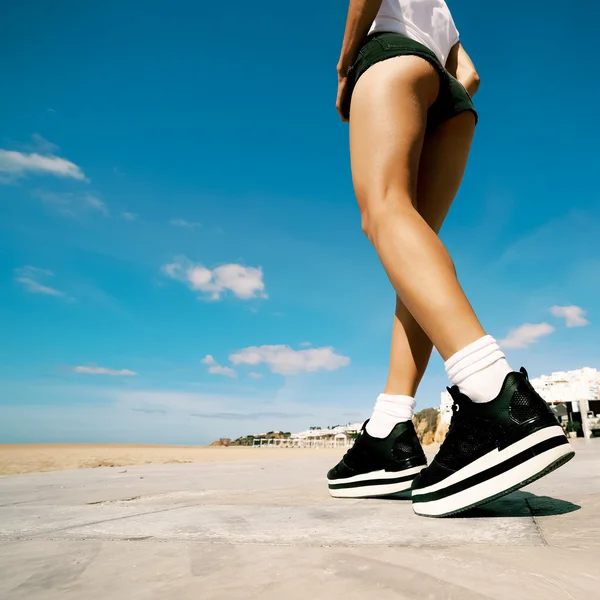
[458,491,581,518]
[371,490,581,518]
[369,490,413,501]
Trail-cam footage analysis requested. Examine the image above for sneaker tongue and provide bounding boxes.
[447,389,471,419]
[447,385,462,402]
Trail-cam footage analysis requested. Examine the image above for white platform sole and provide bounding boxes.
[328,465,424,498]
[412,426,574,517]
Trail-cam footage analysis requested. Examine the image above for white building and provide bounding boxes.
[531,368,600,438]
[290,423,363,448]
[440,390,454,425]
[439,367,600,437]
[530,367,600,405]
[253,423,363,448]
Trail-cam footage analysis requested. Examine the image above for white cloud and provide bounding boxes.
[122,212,138,221]
[499,323,555,349]
[34,190,108,217]
[550,305,589,328]
[29,134,60,155]
[249,372,264,379]
[229,345,351,375]
[170,218,200,229]
[14,266,66,298]
[201,355,237,378]
[208,365,237,378]
[72,364,138,376]
[162,256,267,301]
[18,279,63,296]
[0,136,87,183]
[84,194,109,215]
[1,381,374,444]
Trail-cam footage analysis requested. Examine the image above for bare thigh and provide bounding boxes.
[350,55,440,219]
[417,112,476,232]
[349,54,485,358]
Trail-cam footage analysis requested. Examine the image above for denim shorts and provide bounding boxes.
[344,32,478,132]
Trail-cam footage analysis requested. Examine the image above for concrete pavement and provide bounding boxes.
[1,439,599,600]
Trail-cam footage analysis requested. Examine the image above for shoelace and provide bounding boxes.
[344,426,372,464]
[436,395,466,456]
[448,396,464,430]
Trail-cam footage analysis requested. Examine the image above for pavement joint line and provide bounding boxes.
[10,502,205,539]
[525,498,548,546]
[0,496,60,508]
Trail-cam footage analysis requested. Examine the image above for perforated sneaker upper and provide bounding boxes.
[327,420,426,480]
[412,369,561,489]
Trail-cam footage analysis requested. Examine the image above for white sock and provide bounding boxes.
[444,335,512,403]
[365,394,416,438]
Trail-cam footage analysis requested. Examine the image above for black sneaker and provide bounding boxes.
[411,368,575,517]
[327,420,427,498]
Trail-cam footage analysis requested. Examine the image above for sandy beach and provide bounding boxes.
[0,444,346,476]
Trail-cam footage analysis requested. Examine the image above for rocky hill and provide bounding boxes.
[412,408,448,445]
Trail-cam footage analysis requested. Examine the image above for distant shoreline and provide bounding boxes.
[0,443,346,476]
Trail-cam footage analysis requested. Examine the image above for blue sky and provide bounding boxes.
[1,0,598,444]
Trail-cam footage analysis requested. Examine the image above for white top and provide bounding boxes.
[369,0,460,65]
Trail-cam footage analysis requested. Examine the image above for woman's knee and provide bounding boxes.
[361,210,377,244]
[360,196,415,245]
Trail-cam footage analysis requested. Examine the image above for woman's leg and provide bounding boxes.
[383,112,477,397]
[350,56,485,362]
[340,58,572,511]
